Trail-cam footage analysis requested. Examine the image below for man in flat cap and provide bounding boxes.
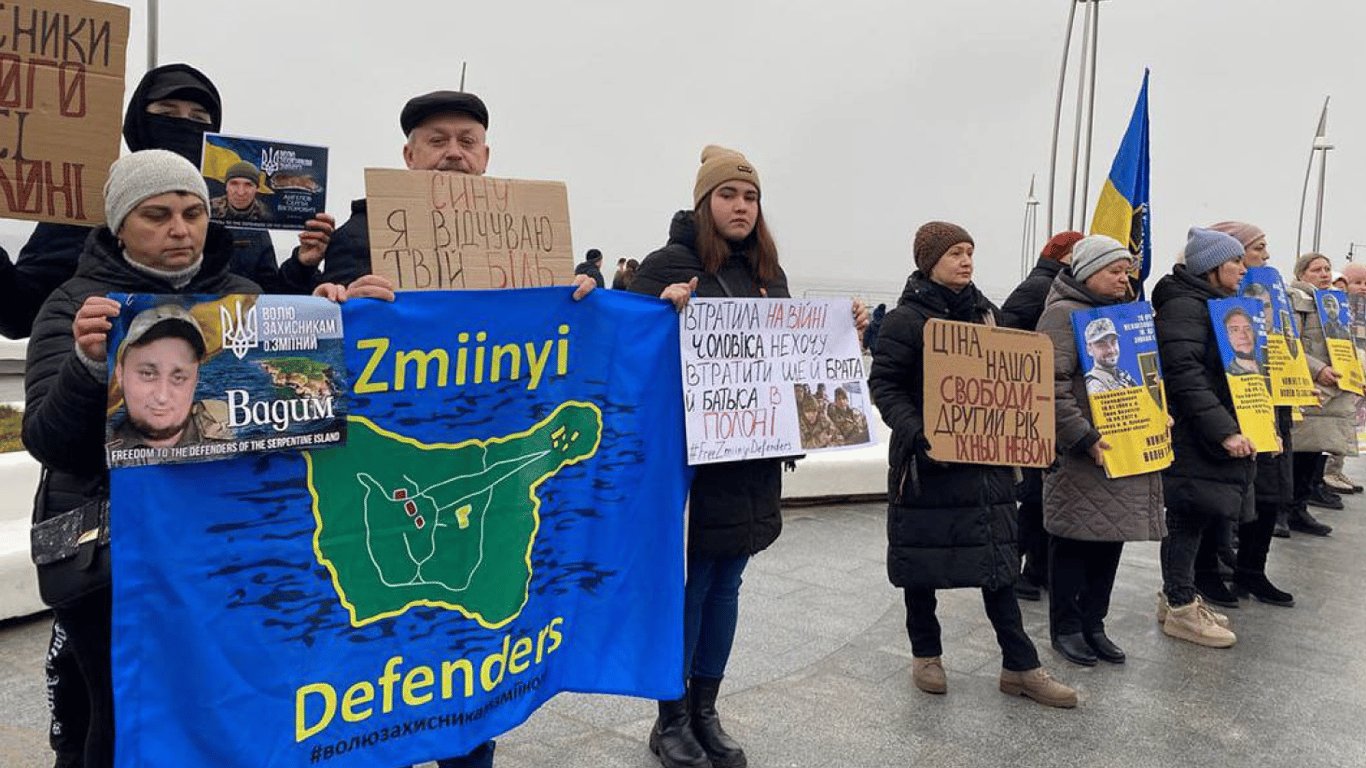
[281,90,591,299]
[211,161,273,223]
[1084,318,1139,394]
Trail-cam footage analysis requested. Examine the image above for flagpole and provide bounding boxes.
[1046,0,1079,235]
[147,0,158,68]
[1023,176,1040,280]
[1078,0,1100,232]
[1297,97,1330,256]
[1066,0,1093,230]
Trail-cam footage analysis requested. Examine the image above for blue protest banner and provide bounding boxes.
[111,288,689,767]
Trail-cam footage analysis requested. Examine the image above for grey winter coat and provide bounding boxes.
[1287,280,1358,456]
[1037,271,1165,542]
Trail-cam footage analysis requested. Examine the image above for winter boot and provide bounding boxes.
[1193,573,1239,608]
[1273,508,1290,538]
[688,678,746,768]
[649,697,711,768]
[1162,597,1236,648]
[911,656,947,694]
[999,667,1077,708]
[1288,504,1333,536]
[1232,570,1295,607]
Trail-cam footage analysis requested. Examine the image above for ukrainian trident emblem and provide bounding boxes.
[221,299,259,360]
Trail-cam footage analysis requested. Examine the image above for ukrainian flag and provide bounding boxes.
[1091,70,1151,295]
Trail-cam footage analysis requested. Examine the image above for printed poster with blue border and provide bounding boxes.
[110,288,690,767]
[104,293,346,467]
[1239,267,1316,406]
[1069,301,1171,478]
[1208,297,1277,452]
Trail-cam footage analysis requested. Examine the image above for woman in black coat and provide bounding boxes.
[631,146,866,768]
[1151,227,1255,649]
[868,221,1075,709]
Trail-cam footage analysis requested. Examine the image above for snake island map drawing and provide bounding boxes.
[305,401,603,628]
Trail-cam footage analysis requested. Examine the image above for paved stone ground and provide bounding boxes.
[3,474,1365,767]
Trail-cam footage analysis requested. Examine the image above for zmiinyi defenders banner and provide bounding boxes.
[0,0,129,225]
[922,319,1053,468]
[1069,302,1171,478]
[110,288,689,767]
[364,170,573,291]
[1240,267,1316,406]
[1208,297,1278,452]
[104,294,347,467]
[1316,288,1364,395]
[679,297,873,465]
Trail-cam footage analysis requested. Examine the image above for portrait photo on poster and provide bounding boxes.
[201,133,328,230]
[104,293,348,467]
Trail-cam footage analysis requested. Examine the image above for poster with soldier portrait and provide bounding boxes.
[1315,288,1364,395]
[201,133,329,230]
[104,293,347,467]
[1208,297,1277,452]
[1069,302,1171,478]
[1239,267,1316,406]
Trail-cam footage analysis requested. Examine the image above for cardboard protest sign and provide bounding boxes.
[922,319,1053,467]
[1315,288,1363,395]
[1069,302,1171,478]
[1239,267,1316,406]
[202,133,328,230]
[364,170,573,290]
[105,294,346,467]
[1350,292,1366,380]
[679,297,872,464]
[0,0,128,225]
[1208,297,1277,452]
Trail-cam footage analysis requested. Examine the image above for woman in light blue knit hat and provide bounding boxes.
[1149,227,1254,649]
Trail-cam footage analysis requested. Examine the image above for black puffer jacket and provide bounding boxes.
[630,210,790,558]
[23,224,258,534]
[869,272,1019,590]
[1000,257,1065,331]
[1151,265,1255,521]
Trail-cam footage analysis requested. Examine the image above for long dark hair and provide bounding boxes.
[694,193,781,288]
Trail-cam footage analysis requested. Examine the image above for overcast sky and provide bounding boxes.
[7,0,1366,305]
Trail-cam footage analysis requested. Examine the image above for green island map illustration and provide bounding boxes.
[305,401,603,627]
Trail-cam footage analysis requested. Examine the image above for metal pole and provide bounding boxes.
[1078,0,1099,232]
[147,0,158,69]
[1297,97,1330,256]
[1313,149,1329,252]
[1066,0,1093,230]
[1046,0,1079,235]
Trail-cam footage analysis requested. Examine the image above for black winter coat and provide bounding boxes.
[630,210,790,558]
[869,272,1019,591]
[288,198,371,288]
[1000,257,1065,331]
[1151,266,1255,521]
[23,225,259,537]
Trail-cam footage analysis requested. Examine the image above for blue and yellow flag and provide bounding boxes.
[1091,70,1151,296]
[110,288,690,767]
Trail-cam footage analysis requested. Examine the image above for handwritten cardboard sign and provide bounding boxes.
[680,297,873,465]
[1070,301,1172,478]
[922,319,1053,467]
[0,0,128,225]
[364,170,573,291]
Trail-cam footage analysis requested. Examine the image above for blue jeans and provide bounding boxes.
[433,740,495,768]
[682,554,750,681]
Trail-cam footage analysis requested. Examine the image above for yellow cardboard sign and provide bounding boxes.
[1088,384,1172,477]
[1325,337,1363,395]
[1265,332,1317,406]
[1226,372,1278,452]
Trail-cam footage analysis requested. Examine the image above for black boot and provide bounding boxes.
[689,678,746,768]
[1273,508,1290,538]
[1232,570,1295,607]
[649,697,711,768]
[1306,483,1343,510]
[1288,505,1332,536]
[1194,573,1239,608]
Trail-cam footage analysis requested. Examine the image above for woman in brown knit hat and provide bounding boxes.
[631,146,868,768]
[868,221,1077,708]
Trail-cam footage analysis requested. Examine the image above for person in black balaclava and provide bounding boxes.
[0,64,330,339]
